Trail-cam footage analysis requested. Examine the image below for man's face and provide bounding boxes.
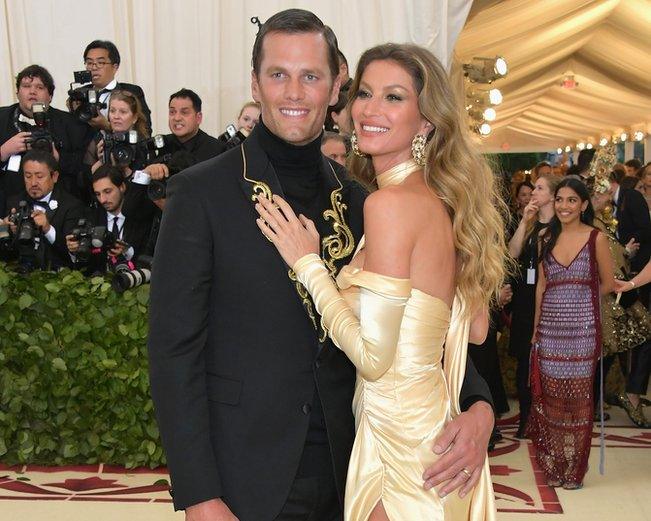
[85,48,119,89]
[17,76,52,116]
[168,97,202,142]
[23,160,58,200]
[251,31,340,145]
[625,165,637,176]
[321,138,347,166]
[93,177,125,213]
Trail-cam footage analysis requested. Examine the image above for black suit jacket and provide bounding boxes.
[616,187,651,272]
[6,184,84,270]
[0,103,94,199]
[148,126,492,519]
[163,129,227,164]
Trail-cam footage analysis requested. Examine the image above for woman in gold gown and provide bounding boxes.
[255,44,507,520]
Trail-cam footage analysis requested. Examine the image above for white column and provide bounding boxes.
[624,141,635,161]
[645,136,651,164]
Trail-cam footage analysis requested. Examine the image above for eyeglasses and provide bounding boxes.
[84,60,113,69]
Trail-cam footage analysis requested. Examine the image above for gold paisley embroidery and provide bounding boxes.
[241,146,272,202]
[321,164,355,276]
[288,268,327,341]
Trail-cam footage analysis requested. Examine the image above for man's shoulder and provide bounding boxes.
[53,186,84,209]
[175,145,243,185]
[326,158,368,202]
[0,104,16,117]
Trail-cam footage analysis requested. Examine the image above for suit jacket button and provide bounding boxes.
[302,403,312,415]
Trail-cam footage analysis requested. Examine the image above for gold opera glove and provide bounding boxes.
[293,254,410,381]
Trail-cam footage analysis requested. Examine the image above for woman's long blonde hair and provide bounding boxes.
[347,43,509,315]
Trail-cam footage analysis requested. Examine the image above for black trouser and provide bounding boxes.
[516,344,532,426]
[626,340,651,395]
[275,474,341,521]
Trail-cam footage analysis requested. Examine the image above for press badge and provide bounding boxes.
[527,268,536,285]
[7,154,21,172]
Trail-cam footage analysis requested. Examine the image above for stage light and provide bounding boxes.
[565,145,571,153]
[483,108,497,122]
[599,137,608,146]
[577,142,585,150]
[463,56,508,83]
[489,88,503,105]
[478,123,492,136]
[620,132,628,142]
[557,148,563,155]
[634,131,645,141]
[586,143,593,150]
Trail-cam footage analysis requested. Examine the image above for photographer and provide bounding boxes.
[82,90,157,224]
[66,165,152,273]
[164,89,225,163]
[1,149,84,271]
[80,40,151,135]
[0,65,93,207]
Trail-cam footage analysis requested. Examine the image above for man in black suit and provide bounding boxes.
[148,9,495,521]
[81,40,152,135]
[0,65,93,203]
[3,149,83,271]
[165,89,226,163]
[66,165,152,273]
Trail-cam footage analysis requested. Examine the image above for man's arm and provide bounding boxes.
[147,172,222,510]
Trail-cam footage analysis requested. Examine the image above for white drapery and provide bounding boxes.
[0,0,472,137]
[456,0,651,152]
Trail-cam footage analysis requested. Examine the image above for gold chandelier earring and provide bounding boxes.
[350,131,365,157]
[411,134,427,166]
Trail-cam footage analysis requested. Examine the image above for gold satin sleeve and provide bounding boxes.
[293,253,411,381]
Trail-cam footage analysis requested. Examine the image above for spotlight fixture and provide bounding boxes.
[466,88,503,107]
[488,88,503,105]
[577,142,585,150]
[478,122,492,136]
[463,56,508,83]
[483,107,497,122]
[620,132,628,142]
[634,131,645,141]
[565,145,571,153]
[599,137,609,146]
[586,143,593,150]
[556,148,563,155]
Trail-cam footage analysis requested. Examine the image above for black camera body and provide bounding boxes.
[9,200,37,245]
[68,71,106,123]
[103,130,139,168]
[70,218,120,262]
[217,124,250,150]
[146,149,197,201]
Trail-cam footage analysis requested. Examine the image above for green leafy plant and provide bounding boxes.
[0,264,164,468]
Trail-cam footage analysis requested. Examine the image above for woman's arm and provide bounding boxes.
[615,259,651,292]
[532,258,546,344]
[508,201,538,258]
[595,231,616,295]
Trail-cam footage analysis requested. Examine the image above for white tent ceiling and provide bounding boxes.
[455,0,651,152]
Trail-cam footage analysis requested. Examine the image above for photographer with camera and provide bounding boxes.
[1,149,84,271]
[163,89,225,164]
[0,65,93,210]
[82,90,158,223]
[66,165,152,274]
[78,40,151,135]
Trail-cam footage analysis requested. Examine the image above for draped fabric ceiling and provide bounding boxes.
[455,0,651,152]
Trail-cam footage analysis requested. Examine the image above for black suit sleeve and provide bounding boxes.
[626,190,651,244]
[147,173,221,510]
[459,356,494,412]
[132,85,152,136]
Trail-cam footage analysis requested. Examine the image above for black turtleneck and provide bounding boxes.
[256,119,323,220]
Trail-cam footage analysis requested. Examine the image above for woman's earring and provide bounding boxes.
[411,134,427,166]
[350,131,365,157]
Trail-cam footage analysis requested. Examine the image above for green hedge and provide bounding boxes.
[0,264,164,468]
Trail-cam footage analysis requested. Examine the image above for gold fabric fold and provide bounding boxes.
[293,253,410,381]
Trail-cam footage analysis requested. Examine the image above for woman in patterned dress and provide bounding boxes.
[528,177,615,489]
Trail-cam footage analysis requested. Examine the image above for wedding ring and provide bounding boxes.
[461,467,472,478]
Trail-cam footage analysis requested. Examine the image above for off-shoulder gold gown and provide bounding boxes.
[292,160,496,521]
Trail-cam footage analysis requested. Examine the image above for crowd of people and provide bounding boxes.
[1,8,650,520]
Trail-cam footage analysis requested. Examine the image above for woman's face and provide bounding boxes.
[237,106,260,133]
[351,59,432,171]
[645,171,651,191]
[531,178,553,207]
[516,186,532,210]
[109,99,137,132]
[555,186,588,224]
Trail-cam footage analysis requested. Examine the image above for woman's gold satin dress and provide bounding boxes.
[293,160,496,520]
